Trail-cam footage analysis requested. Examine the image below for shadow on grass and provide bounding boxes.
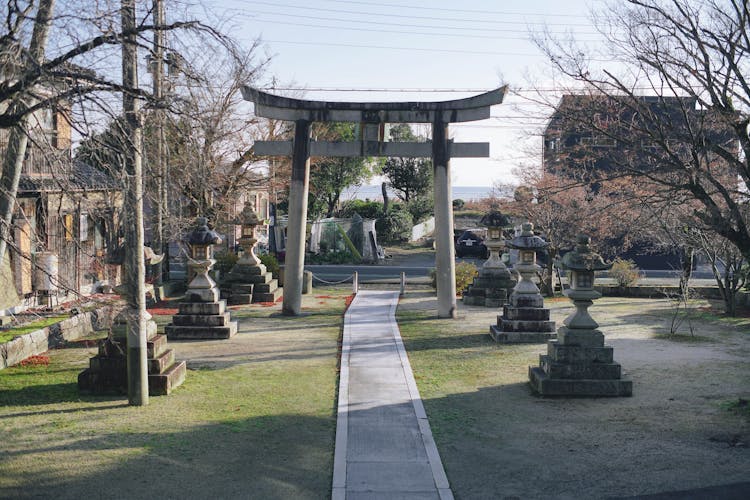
[0,381,124,407]
[0,413,334,500]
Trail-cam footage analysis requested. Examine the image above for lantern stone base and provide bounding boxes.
[528,327,632,397]
[223,262,281,304]
[490,304,556,343]
[78,316,187,396]
[462,267,516,307]
[165,299,238,340]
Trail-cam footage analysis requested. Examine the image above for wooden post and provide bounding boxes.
[122,0,149,405]
[432,119,457,318]
[281,119,311,316]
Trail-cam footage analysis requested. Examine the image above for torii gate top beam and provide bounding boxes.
[241,86,507,123]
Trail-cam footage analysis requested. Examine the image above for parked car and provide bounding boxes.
[455,230,488,258]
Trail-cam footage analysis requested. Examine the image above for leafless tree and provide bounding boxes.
[532,0,750,263]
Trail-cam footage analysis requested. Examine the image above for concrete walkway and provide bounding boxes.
[332,290,453,500]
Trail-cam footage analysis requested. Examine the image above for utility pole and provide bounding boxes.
[0,0,55,265]
[122,0,149,406]
[152,0,167,284]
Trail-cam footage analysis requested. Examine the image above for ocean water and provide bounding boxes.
[342,185,494,201]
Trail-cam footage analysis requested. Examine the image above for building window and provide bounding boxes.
[64,214,74,241]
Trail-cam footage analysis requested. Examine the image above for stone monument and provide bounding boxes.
[462,211,516,307]
[165,217,238,340]
[79,250,186,396]
[222,203,282,304]
[490,222,556,343]
[529,234,632,396]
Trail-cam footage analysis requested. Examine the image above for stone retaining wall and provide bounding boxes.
[0,304,121,370]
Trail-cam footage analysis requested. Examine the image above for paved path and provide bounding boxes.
[332,290,453,500]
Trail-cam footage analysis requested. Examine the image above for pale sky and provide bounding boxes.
[194,0,603,186]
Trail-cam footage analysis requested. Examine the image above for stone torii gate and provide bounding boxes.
[241,86,507,318]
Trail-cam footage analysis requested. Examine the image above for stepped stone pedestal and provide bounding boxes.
[78,311,187,396]
[165,217,238,339]
[490,223,556,343]
[529,234,632,397]
[462,211,515,307]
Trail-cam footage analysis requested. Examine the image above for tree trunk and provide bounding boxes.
[381,182,389,212]
[0,0,55,265]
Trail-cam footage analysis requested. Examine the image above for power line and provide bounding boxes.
[261,39,540,56]
[238,9,600,36]
[250,18,559,40]
[319,0,589,19]
[239,0,593,26]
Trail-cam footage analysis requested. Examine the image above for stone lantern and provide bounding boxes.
[185,217,222,303]
[461,211,517,307]
[529,234,632,396]
[166,217,238,340]
[490,222,555,343]
[479,211,512,271]
[222,203,282,305]
[234,203,261,266]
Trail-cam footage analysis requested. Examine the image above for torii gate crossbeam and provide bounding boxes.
[242,86,507,318]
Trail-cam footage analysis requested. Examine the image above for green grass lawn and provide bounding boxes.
[0,315,68,343]
[0,290,349,499]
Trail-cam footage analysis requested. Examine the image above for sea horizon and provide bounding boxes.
[342,184,495,201]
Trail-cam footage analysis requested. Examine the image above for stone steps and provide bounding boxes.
[253,287,282,303]
[165,321,238,340]
[148,360,187,396]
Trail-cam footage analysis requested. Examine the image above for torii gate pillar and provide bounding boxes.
[432,120,457,317]
[284,119,311,316]
[242,86,506,317]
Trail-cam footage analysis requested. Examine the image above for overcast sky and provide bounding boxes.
[193,0,604,186]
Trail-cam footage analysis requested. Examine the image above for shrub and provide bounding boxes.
[609,258,641,287]
[376,209,413,243]
[213,251,238,275]
[406,196,434,224]
[259,253,280,278]
[429,261,479,296]
[337,199,384,219]
[452,198,465,210]
[306,250,358,264]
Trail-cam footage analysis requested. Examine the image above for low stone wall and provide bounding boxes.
[0,304,121,370]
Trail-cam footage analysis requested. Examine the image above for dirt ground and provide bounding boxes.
[397,293,750,499]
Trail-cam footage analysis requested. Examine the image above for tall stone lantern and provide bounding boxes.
[185,217,222,303]
[529,234,632,396]
[234,203,261,266]
[490,222,555,343]
[166,217,238,340]
[223,203,282,305]
[462,211,516,307]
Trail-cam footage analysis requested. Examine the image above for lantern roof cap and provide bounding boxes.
[506,222,548,250]
[231,204,261,226]
[187,217,222,246]
[560,234,611,271]
[479,210,513,229]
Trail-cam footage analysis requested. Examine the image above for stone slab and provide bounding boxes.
[184,287,220,303]
[489,326,556,344]
[529,366,633,397]
[227,294,253,305]
[178,300,226,315]
[253,288,282,303]
[254,279,279,293]
[147,334,168,359]
[557,326,605,347]
[346,462,438,492]
[502,306,550,321]
[148,348,175,374]
[510,294,544,308]
[165,321,238,340]
[547,340,614,363]
[171,312,232,327]
[148,360,187,396]
[497,318,556,333]
[539,354,622,380]
[347,422,428,462]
